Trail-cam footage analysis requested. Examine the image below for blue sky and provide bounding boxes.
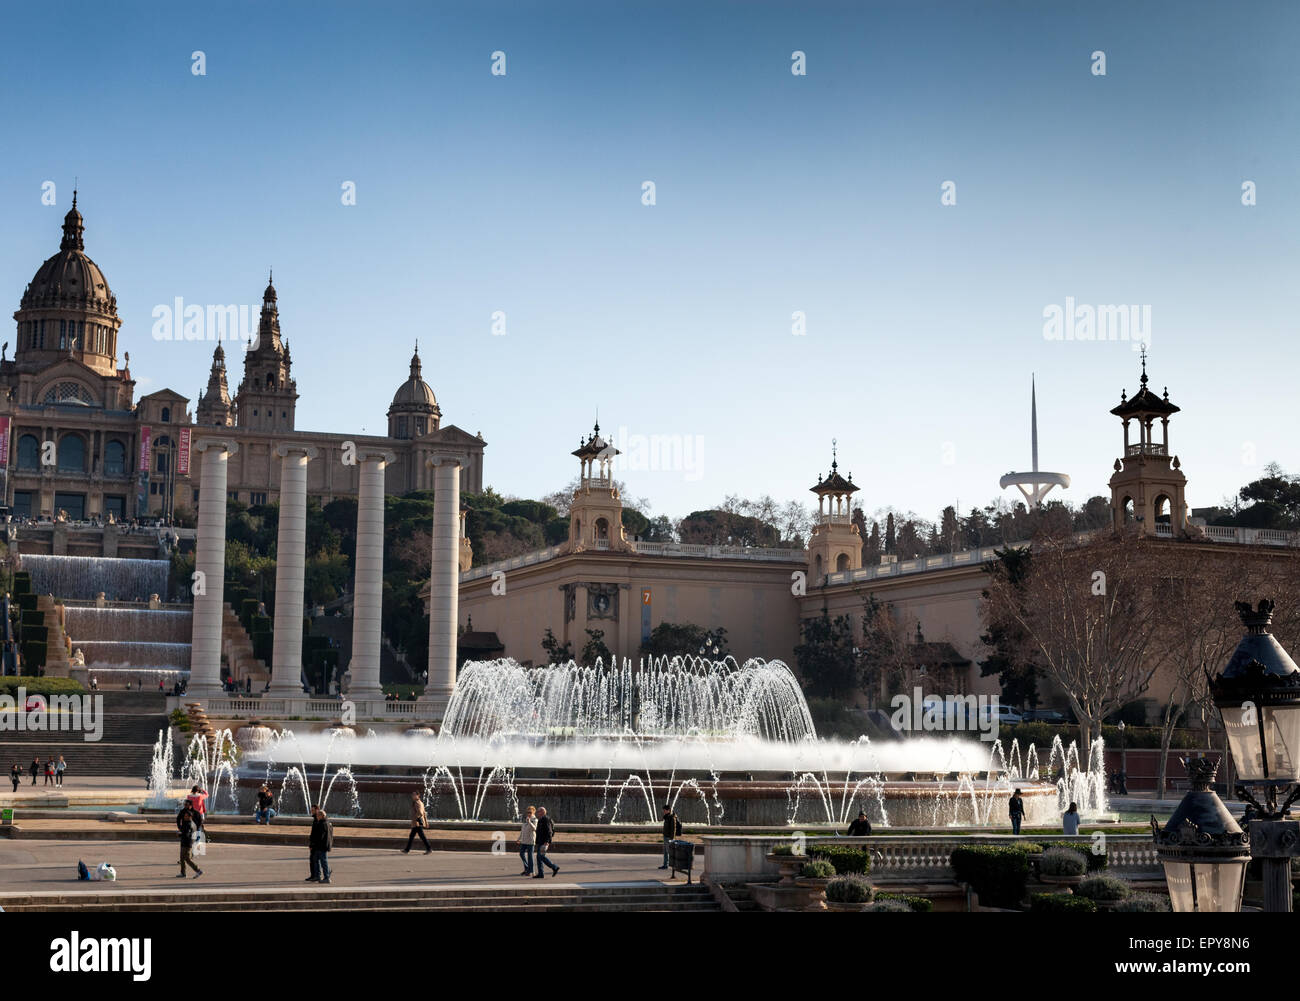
[1,0,1296,523]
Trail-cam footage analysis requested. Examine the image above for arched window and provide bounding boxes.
[16,435,40,471]
[836,553,851,572]
[104,440,126,476]
[161,406,171,423]
[57,434,86,473]
[41,382,95,407]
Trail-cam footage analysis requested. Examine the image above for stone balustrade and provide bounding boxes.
[175,697,432,720]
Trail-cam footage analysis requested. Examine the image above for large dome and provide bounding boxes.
[19,198,117,317]
[389,345,439,411]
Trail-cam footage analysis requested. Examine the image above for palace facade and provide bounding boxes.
[3,198,485,523]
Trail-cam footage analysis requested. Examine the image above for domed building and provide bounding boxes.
[1,195,485,536]
[387,344,441,439]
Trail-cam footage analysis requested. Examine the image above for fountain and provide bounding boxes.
[222,657,1090,827]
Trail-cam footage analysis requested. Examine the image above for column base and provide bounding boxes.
[185,683,225,700]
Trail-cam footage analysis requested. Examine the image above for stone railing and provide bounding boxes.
[1125,443,1168,457]
[181,697,437,720]
[702,833,1160,884]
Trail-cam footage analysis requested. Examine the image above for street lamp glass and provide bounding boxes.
[1162,860,1247,913]
[1222,703,1300,783]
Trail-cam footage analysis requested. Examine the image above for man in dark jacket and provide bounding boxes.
[176,803,203,878]
[659,804,680,870]
[29,757,39,785]
[307,806,334,884]
[846,811,872,836]
[533,806,559,878]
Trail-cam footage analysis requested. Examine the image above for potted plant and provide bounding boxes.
[765,842,805,885]
[1036,847,1087,888]
[825,873,873,911]
[864,898,913,912]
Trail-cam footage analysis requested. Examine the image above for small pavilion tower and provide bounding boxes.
[1108,350,1188,537]
[566,420,631,553]
[808,441,862,580]
[197,344,234,426]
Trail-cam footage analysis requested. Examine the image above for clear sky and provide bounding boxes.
[1,0,1296,523]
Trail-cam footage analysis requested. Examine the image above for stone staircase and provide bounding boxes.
[0,883,722,913]
[0,691,168,778]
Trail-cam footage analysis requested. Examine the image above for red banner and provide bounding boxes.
[177,427,191,476]
[138,426,152,473]
[0,417,9,469]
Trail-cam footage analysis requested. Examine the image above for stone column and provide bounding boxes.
[189,439,238,697]
[348,448,395,699]
[268,444,317,696]
[425,456,461,712]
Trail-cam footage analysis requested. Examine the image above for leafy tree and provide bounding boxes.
[641,622,729,658]
[794,609,858,698]
[979,546,1042,709]
[541,628,573,665]
[581,628,612,666]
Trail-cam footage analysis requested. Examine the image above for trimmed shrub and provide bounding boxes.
[1042,840,1108,871]
[16,593,37,613]
[1038,847,1087,878]
[825,874,872,904]
[0,677,84,696]
[873,892,933,912]
[800,859,836,879]
[951,846,1032,909]
[1075,875,1132,902]
[168,708,192,733]
[1112,893,1170,913]
[1030,893,1097,914]
[809,844,871,875]
[865,899,913,912]
[20,639,47,674]
[12,572,31,596]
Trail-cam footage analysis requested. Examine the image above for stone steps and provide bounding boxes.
[0,884,720,913]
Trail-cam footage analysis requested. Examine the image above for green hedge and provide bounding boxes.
[1033,841,1108,872]
[12,572,31,596]
[950,846,1032,909]
[16,593,37,613]
[0,677,84,696]
[873,892,933,912]
[21,624,47,646]
[1030,893,1096,914]
[20,640,47,674]
[809,844,872,875]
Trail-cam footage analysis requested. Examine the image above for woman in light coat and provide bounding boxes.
[518,805,538,876]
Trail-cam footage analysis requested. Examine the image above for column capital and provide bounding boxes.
[194,438,239,456]
[426,454,463,470]
[276,442,319,460]
[354,447,397,466]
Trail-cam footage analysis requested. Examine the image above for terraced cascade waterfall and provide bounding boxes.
[21,554,170,602]
[63,607,192,680]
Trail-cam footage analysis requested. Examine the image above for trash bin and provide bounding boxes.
[668,839,694,883]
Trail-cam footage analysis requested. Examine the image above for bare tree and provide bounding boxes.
[983,532,1167,765]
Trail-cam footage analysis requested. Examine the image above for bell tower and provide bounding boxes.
[566,420,631,554]
[1108,350,1188,537]
[235,273,298,431]
[808,441,862,581]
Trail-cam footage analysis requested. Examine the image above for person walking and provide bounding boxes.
[1009,788,1025,835]
[517,805,537,876]
[254,784,276,825]
[9,763,20,793]
[846,810,873,836]
[307,806,333,884]
[1062,801,1081,836]
[43,759,54,786]
[176,802,203,878]
[55,756,66,787]
[658,803,681,871]
[29,757,38,786]
[402,790,431,854]
[533,806,559,878]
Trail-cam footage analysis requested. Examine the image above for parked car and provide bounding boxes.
[1022,709,1070,724]
[981,704,1023,725]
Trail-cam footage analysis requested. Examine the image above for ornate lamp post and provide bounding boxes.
[1211,599,1300,912]
[1151,756,1251,912]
